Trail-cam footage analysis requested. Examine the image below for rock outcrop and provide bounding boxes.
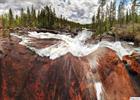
[87,48,140,100]
[0,37,97,100]
[0,37,140,100]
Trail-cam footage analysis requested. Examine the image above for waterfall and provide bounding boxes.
[10,29,140,100]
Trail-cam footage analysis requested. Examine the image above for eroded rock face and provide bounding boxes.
[123,54,140,95]
[123,55,140,74]
[0,38,97,100]
[0,37,140,100]
[87,48,140,100]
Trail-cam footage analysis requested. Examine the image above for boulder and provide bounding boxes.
[93,32,116,42]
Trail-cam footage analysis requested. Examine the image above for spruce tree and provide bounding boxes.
[126,10,129,24]
[8,8,14,28]
[27,7,31,27]
[31,6,36,27]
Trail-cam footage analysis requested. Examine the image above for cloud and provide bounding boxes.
[0,0,6,3]
[0,0,99,24]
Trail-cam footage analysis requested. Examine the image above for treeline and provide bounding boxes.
[2,0,140,35]
[92,0,140,35]
[2,5,82,31]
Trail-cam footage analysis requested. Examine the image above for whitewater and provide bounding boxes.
[10,29,140,100]
[10,29,140,60]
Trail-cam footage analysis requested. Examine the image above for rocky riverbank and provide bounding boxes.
[0,32,140,100]
[111,24,140,46]
[2,25,140,47]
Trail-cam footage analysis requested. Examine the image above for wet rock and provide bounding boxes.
[123,55,140,74]
[0,37,140,100]
[87,47,139,100]
[119,34,135,42]
[122,54,140,95]
[0,39,97,100]
[36,28,59,34]
[93,32,116,42]
[101,35,115,42]
[30,39,60,49]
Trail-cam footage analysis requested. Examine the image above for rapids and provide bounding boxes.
[9,30,140,100]
[11,29,140,60]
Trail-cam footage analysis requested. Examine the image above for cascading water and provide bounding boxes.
[10,29,140,60]
[11,29,140,100]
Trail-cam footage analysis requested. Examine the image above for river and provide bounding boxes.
[11,29,140,60]
[9,29,140,100]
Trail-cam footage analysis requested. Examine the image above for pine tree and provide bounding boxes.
[96,0,107,35]
[126,10,129,24]
[118,0,125,27]
[1,5,84,30]
[27,7,31,27]
[92,15,95,23]
[92,15,95,29]
[39,9,46,28]
[8,8,14,28]
[131,0,140,31]
[1,15,8,28]
[15,15,20,26]
[109,1,116,29]
[31,6,36,27]
[96,6,101,35]
[20,8,26,27]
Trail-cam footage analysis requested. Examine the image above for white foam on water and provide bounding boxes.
[98,41,134,60]
[94,82,103,100]
[10,29,140,99]
[134,48,140,53]
[11,29,137,60]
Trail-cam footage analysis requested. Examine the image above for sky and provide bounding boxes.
[0,0,131,24]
